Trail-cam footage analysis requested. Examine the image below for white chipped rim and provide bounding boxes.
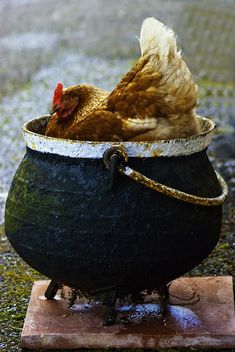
[22,115,215,158]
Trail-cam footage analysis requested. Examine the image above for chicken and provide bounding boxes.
[45,82,109,138]
[46,17,200,141]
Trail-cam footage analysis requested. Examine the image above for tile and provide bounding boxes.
[21,276,235,349]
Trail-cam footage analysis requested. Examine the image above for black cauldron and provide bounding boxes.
[5,116,227,306]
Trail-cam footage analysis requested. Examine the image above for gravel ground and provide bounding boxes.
[0,1,234,351]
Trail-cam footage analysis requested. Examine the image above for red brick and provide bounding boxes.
[21,277,235,349]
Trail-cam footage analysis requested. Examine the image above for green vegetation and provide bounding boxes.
[0,240,43,352]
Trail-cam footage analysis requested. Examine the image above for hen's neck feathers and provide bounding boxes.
[63,85,109,125]
[64,84,107,101]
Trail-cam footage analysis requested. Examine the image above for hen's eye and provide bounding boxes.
[62,97,70,104]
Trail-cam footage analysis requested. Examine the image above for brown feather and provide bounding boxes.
[69,54,199,141]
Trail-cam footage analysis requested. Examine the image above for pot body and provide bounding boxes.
[5,144,222,296]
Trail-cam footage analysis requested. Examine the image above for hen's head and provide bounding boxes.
[50,82,79,121]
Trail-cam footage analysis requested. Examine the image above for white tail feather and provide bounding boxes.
[139,17,179,59]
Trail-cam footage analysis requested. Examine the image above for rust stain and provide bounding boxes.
[151,149,163,157]
[143,143,153,151]
[31,142,36,150]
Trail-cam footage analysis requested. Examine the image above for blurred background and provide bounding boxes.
[0,1,234,351]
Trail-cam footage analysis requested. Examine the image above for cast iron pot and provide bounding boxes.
[5,116,227,300]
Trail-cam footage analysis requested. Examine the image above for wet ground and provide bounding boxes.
[0,1,235,351]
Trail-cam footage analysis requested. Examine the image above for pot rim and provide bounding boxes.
[22,115,215,158]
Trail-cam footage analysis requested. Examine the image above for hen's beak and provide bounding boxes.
[50,104,59,115]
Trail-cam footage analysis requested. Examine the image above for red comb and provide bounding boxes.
[53,82,63,105]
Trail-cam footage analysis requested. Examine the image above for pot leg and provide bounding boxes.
[44,280,61,299]
[103,290,117,326]
[158,283,169,315]
[69,288,79,307]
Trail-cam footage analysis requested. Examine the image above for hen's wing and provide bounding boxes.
[69,58,159,141]
[70,55,198,141]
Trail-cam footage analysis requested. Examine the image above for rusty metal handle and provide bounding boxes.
[119,166,228,207]
[103,146,228,207]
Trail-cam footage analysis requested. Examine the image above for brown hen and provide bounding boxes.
[46,17,200,141]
